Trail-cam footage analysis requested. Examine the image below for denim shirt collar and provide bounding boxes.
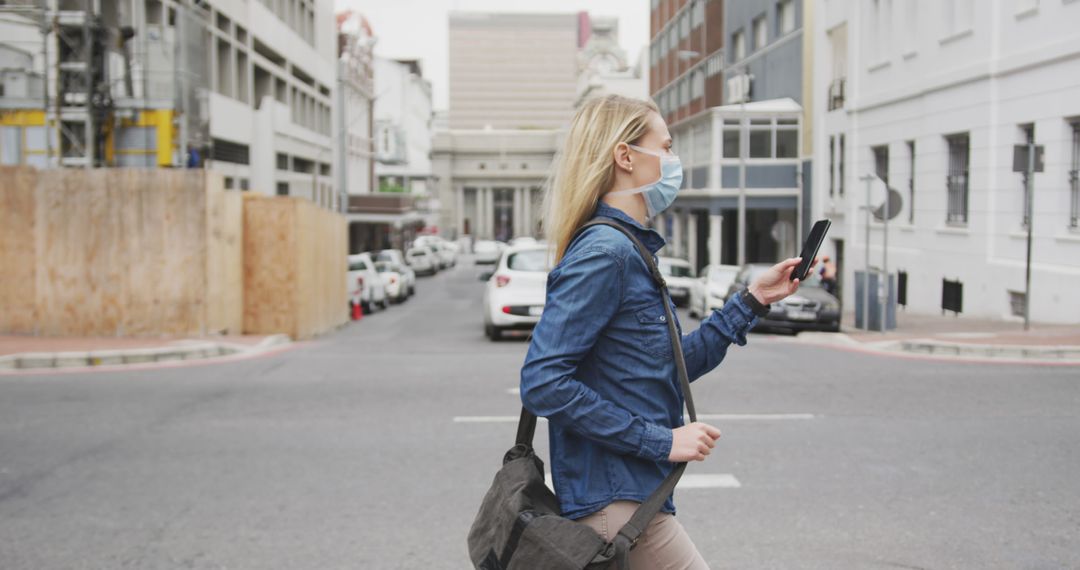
[592,201,666,255]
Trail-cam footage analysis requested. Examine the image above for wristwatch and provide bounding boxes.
[739,288,771,317]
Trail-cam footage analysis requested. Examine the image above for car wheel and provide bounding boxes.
[362,300,374,314]
[379,298,389,310]
[485,323,502,341]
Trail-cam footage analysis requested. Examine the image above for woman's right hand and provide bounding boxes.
[668,422,722,462]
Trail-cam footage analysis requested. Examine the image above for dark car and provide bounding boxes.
[725,263,841,333]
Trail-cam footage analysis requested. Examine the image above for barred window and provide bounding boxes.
[1070,121,1079,228]
[946,133,970,224]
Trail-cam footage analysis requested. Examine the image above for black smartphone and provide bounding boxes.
[790,219,831,281]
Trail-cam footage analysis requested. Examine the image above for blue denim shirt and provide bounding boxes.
[519,202,760,520]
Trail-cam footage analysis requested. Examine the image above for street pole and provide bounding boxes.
[859,174,875,331]
[882,184,889,334]
[1024,140,1035,331]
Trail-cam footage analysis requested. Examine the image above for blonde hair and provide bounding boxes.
[542,95,659,264]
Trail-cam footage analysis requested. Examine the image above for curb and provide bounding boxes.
[896,339,1080,361]
[777,332,1080,364]
[0,334,293,372]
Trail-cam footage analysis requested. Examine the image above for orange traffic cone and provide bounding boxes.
[352,301,363,321]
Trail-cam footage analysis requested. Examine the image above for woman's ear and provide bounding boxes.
[612,142,633,174]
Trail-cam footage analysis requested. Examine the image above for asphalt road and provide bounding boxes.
[1,258,1077,569]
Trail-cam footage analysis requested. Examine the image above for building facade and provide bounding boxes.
[447,12,579,130]
[651,0,808,271]
[0,0,338,209]
[812,0,1080,324]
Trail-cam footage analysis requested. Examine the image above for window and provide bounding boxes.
[753,15,768,51]
[692,0,705,28]
[1070,121,1079,228]
[776,119,797,158]
[723,120,741,158]
[1019,124,1034,228]
[749,119,772,158]
[276,182,289,196]
[873,145,890,186]
[907,141,916,223]
[946,133,970,224]
[691,70,705,100]
[839,134,846,195]
[829,136,836,196]
[778,0,796,34]
[942,0,974,37]
[732,29,746,62]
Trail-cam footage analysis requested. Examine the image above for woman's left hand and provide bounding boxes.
[748,257,817,305]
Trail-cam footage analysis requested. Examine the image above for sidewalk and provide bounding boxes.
[789,311,1080,363]
[0,334,292,372]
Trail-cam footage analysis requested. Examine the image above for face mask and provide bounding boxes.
[608,144,683,218]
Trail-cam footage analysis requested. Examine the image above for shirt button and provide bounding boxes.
[659,316,666,322]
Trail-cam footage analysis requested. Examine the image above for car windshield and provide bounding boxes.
[348,260,369,271]
[660,262,694,278]
[507,250,549,272]
[374,262,395,273]
[375,251,395,262]
[407,250,427,257]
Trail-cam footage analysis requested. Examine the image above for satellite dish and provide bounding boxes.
[873,188,904,221]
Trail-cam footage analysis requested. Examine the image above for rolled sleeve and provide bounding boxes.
[680,292,759,382]
[520,247,672,461]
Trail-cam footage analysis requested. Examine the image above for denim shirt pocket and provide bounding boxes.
[634,303,674,359]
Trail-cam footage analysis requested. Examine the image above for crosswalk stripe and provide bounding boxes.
[453,413,814,423]
[543,473,740,491]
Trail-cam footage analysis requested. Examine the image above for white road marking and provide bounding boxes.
[543,472,740,491]
[506,388,520,395]
[453,413,814,423]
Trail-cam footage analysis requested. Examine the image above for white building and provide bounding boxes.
[373,57,434,197]
[336,11,376,201]
[812,0,1080,324]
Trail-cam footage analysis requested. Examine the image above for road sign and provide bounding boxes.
[1013,144,1045,173]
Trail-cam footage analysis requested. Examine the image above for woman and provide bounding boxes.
[520,95,810,569]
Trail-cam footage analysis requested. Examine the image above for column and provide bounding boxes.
[672,211,683,258]
[709,214,722,266]
[456,186,466,237]
[687,211,698,271]
[513,187,523,238]
[523,188,533,237]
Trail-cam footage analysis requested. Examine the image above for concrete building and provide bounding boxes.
[336,10,376,202]
[432,129,559,242]
[0,0,338,209]
[575,17,648,109]
[373,58,434,197]
[447,12,579,130]
[650,0,807,271]
[812,0,1080,324]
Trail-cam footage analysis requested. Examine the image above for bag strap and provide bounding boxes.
[516,217,698,568]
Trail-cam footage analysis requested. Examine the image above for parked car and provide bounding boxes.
[509,236,538,247]
[725,264,841,333]
[435,241,458,268]
[474,240,502,265]
[689,264,741,319]
[405,247,438,276]
[480,244,552,340]
[376,249,416,295]
[374,261,408,303]
[347,253,388,313]
[657,257,696,307]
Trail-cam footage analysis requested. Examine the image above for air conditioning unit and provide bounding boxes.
[727,73,751,103]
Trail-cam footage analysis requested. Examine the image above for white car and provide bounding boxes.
[689,264,741,319]
[481,244,552,340]
[435,241,458,268]
[658,257,696,307]
[347,253,388,313]
[376,249,416,295]
[405,247,437,276]
[474,240,503,265]
[375,261,407,303]
[509,236,538,247]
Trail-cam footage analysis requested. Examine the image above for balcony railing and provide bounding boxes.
[828,78,846,111]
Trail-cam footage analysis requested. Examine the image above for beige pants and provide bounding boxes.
[578,501,710,570]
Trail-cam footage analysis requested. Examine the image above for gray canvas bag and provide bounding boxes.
[467,219,700,570]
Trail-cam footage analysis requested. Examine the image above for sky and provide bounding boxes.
[335,0,650,111]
